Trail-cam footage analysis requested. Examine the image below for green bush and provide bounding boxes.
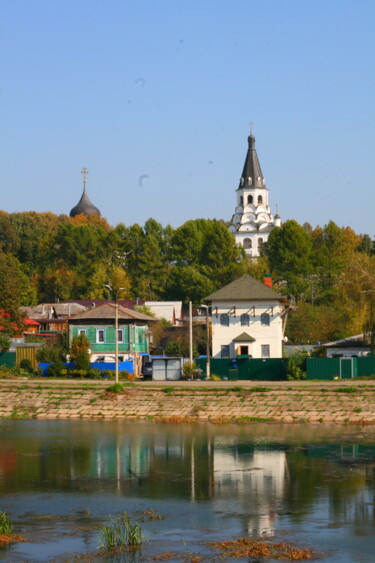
[46,359,65,378]
[19,358,33,373]
[106,383,124,393]
[287,353,307,380]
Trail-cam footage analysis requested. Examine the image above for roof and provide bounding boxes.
[68,302,157,322]
[21,303,87,320]
[238,134,266,189]
[323,334,369,348]
[204,275,283,302]
[233,332,256,342]
[145,301,182,324]
[69,299,144,310]
[70,187,101,217]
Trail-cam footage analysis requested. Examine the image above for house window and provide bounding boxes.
[96,329,105,343]
[78,329,86,337]
[118,356,124,362]
[261,313,270,326]
[118,329,123,343]
[261,345,270,358]
[220,314,229,326]
[241,314,250,326]
[247,195,253,204]
[97,356,105,362]
[221,345,230,358]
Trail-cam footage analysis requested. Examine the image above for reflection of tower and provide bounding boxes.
[228,127,280,257]
[213,443,287,537]
[70,167,101,217]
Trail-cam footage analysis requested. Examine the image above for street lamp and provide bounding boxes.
[200,304,211,380]
[105,284,125,384]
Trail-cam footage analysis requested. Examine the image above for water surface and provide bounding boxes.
[1,420,375,561]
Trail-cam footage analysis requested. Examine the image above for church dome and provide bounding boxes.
[70,167,101,217]
[70,187,101,217]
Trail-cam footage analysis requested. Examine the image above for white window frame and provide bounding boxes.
[78,329,86,337]
[96,329,105,343]
[117,329,124,343]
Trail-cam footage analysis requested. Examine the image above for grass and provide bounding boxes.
[249,386,271,393]
[162,387,175,395]
[89,397,97,404]
[106,383,124,393]
[335,387,358,393]
[98,513,146,550]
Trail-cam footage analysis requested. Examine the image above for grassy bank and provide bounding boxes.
[0,379,375,423]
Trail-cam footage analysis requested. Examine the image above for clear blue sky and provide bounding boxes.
[1,0,374,235]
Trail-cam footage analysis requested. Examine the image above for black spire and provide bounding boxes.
[70,168,101,217]
[238,134,265,189]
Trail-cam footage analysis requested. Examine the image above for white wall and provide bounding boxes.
[211,300,283,358]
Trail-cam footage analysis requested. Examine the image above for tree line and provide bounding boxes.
[0,210,373,344]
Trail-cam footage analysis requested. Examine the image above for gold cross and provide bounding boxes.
[81,167,89,183]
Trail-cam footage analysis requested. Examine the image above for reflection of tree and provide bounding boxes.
[284,446,367,521]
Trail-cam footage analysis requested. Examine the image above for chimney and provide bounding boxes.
[264,274,272,288]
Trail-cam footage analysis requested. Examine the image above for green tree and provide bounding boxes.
[264,220,313,300]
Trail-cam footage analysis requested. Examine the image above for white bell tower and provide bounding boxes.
[228,127,280,257]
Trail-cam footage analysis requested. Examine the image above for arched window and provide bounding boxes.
[261,313,270,326]
[258,237,264,249]
[247,195,253,204]
[220,314,229,327]
[243,238,252,249]
[240,196,243,205]
[258,195,263,204]
[241,313,250,326]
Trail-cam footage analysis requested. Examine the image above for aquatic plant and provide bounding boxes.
[0,512,12,535]
[98,513,146,550]
[208,537,317,560]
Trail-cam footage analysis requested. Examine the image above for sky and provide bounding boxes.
[1,0,374,235]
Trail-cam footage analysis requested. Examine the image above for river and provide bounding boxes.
[0,420,375,561]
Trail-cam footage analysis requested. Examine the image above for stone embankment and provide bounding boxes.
[1,379,375,424]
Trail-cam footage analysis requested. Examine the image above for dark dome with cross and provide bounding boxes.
[70,168,101,217]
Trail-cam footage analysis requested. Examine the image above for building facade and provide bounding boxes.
[205,275,286,359]
[228,131,280,257]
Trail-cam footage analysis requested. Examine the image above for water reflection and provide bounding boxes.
[1,421,375,561]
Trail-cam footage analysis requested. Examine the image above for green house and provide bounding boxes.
[68,303,156,362]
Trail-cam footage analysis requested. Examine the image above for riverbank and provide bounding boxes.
[1,379,375,423]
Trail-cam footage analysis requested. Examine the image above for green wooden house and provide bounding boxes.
[68,303,156,362]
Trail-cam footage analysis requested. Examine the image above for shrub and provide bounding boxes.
[19,359,33,373]
[287,353,307,380]
[46,359,65,378]
[106,383,124,393]
[182,361,196,379]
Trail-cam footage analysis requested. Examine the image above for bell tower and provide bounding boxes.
[228,127,280,257]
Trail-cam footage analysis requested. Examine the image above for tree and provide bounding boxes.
[69,334,91,370]
[264,220,313,300]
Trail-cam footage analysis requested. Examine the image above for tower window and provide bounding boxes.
[243,238,252,249]
[247,195,253,204]
[258,238,264,249]
[240,196,243,205]
[258,195,263,204]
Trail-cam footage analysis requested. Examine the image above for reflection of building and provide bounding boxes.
[213,443,287,537]
[228,130,280,257]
